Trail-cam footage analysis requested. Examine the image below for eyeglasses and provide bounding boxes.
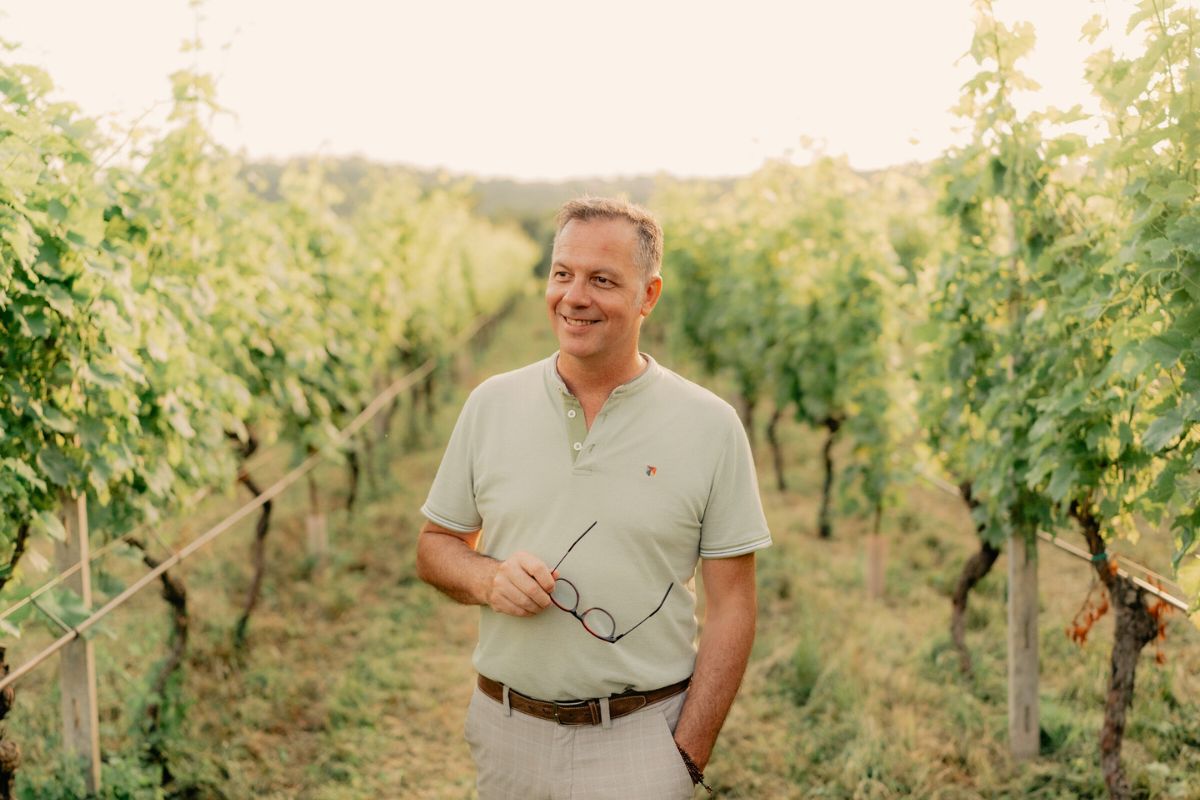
[549,521,673,644]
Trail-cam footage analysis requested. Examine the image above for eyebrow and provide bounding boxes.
[551,262,619,278]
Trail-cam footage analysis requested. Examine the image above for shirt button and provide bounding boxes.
[567,409,577,418]
[573,442,582,451]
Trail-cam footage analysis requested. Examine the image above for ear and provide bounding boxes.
[640,275,663,317]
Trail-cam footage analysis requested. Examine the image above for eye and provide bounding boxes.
[593,275,612,286]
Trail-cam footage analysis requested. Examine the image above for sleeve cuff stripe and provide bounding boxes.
[700,535,772,559]
[421,505,481,534]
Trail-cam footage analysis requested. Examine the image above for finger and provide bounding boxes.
[492,565,544,610]
[495,581,542,615]
[492,595,532,617]
[529,563,557,594]
[504,566,553,609]
[513,552,557,594]
[488,584,531,616]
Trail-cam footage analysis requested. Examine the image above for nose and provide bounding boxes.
[562,274,591,307]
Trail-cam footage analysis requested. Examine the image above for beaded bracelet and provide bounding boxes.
[675,744,714,796]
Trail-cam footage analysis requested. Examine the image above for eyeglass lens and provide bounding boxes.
[550,523,672,644]
[550,579,618,639]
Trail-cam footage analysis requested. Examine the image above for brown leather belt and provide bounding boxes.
[477,674,690,726]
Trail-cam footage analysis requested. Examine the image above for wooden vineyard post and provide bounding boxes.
[55,494,100,792]
[865,503,885,601]
[865,534,886,601]
[455,347,472,386]
[374,374,391,440]
[1007,530,1039,760]
[306,471,327,564]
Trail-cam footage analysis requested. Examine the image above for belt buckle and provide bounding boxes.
[552,698,592,726]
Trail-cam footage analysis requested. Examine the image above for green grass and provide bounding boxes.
[6,290,1200,799]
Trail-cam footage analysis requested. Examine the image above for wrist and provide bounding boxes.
[476,558,502,606]
[674,742,713,795]
[673,732,710,771]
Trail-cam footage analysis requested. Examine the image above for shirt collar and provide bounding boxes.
[544,352,659,400]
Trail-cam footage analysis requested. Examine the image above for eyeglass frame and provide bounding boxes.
[549,521,674,644]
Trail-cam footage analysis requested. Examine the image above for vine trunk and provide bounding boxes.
[129,539,188,787]
[0,524,30,596]
[818,417,841,539]
[950,482,1000,676]
[765,405,787,493]
[235,464,273,649]
[346,448,361,511]
[0,648,18,800]
[735,392,757,457]
[1074,504,1158,800]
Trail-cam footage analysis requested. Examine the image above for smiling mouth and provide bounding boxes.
[562,316,599,327]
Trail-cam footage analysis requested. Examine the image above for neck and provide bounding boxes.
[557,349,647,399]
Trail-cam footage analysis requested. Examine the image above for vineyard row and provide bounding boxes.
[649,3,1198,798]
[1,52,540,794]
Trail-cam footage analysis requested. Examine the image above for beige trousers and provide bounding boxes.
[464,685,697,800]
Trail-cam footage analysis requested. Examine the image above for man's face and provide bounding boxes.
[546,218,662,368]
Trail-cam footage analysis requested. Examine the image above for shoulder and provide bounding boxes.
[472,357,546,396]
[643,364,744,443]
[460,356,550,413]
[650,362,742,430]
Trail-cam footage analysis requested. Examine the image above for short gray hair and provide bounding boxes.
[553,197,663,282]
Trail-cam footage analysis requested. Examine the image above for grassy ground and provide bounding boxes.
[7,291,1200,799]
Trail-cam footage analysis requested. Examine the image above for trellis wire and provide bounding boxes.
[0,488,211,628]
[0,420,324,629]
[0,308,493,693]
[914,465,1191,613]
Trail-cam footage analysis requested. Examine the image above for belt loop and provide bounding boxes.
[599,697,612,729]
[502,685,512,717]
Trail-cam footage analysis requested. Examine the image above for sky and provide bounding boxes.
[0,0,1147,180]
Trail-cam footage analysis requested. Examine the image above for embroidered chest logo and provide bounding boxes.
[645,465,657,477]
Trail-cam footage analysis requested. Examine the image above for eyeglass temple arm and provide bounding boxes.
[611,583,673,643]
[551,521,598,572]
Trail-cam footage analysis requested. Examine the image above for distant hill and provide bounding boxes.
[469,175,660,217]
[242,156,738,272]
[242,156,715,219]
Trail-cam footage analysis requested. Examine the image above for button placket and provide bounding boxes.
[562,395,588,464]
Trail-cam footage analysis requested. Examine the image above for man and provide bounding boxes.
[416,197,771,799]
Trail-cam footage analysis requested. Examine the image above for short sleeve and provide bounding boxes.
[699,411,772,558]
[420,392,483,533]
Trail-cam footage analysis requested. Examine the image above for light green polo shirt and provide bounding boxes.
[421,353,771,701]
